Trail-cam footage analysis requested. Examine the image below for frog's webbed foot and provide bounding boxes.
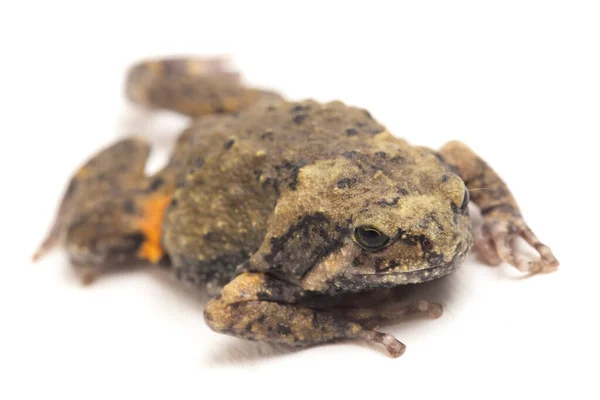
[476,216,559,275]
[204,272,411,358]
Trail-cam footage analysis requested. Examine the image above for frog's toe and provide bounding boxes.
[485,221,559,275]
[416,300,443,319]
[367,331,406,358]
[76,267,99,286]
[519,225,559,274]
[473,227,503,266]
[32,232,59,262]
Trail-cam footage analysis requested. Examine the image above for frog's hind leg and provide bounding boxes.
[34,138,150,262]
[34,138,174,284]
[125,57,282,117]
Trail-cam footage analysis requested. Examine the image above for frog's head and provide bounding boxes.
[285,146,473,293]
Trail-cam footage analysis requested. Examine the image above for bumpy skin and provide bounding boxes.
[35,57,559,357]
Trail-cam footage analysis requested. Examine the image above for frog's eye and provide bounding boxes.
[354,226,390,250]
[460,188,470,212]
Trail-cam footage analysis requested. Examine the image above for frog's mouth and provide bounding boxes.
[341,241,470,289]
[351,262,459,285]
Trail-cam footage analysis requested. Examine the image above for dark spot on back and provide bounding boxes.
[194,158,205,168]
[121,232,146,253]
[277,324,292,335]
[149,177,164,191]
[375,197,400,206]
[397,187,409,196]
[293,114,308,124]
[375,151,387,158]
[345,128,358,136]
[274,160,307,190]
[337,177,357,189]
[123,199,135,213]
[342,150,358,159]
[203,232,215,241]
[291,104,310,112]
[260,131,274,141]
[224,139,235,149]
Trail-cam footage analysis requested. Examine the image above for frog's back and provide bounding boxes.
[165,99,387,177]
[160,99,390,293]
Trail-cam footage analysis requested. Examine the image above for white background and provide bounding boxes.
[2,1,598,399]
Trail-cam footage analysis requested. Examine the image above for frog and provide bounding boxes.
[34,57,559,357]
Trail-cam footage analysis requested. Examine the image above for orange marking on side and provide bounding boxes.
[136,193,172,263]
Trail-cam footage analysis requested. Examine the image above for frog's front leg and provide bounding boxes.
[204,272,407,357]
[438,141,559,274]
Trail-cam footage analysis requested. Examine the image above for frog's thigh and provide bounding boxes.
[438,141,559,274]
[203,273,406,357]
[35,138,172,283]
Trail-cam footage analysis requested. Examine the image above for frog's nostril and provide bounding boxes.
[421,238,434,252]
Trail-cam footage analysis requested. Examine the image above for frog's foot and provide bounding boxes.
[476,218,559,275]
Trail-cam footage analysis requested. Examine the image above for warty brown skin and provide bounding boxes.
[35,57,559,357]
